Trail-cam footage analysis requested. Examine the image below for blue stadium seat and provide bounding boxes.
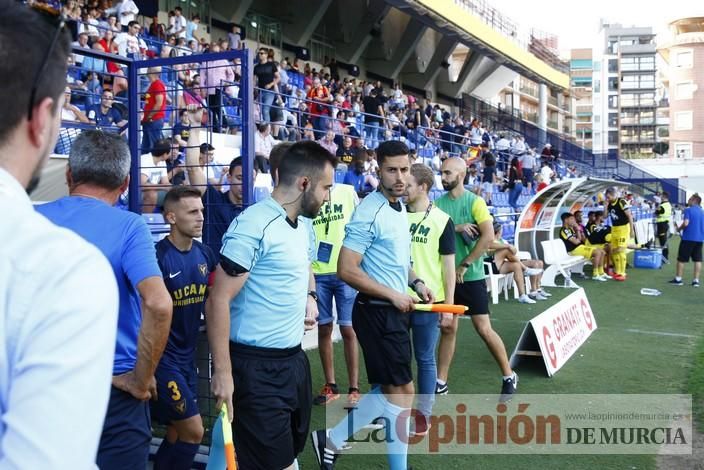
[335,169,346,184]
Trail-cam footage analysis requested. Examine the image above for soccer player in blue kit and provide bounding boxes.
[152,186,218,470]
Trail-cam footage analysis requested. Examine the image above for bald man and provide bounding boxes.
[435,158,518,402]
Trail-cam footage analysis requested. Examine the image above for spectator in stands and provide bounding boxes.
[140,139,173,213]
[254,122,279,173]
[198,143,225,186]
[140,66,167,155]
[79,9,101,41]
[343,150,378,196]
[115,21,145,58]
[539,159,555,184]
[63,0,82,20]
[519,148,536,192]
[318,129,338,156]
[254,47,279,123]
[465,163,480,193]
[308,78,333,137]
[302,122,316,141]
[201,42,235,132]
[102,14,121,34]
[670,194,704,287]
[118,0,139,30]
[541,142,553,160]
[495,134,510,153]
[168,6,187,38]
[38,131,173,470]
[0,5,121,467]
[487,222,545,304]
[72,32,90,66]
[336,135,355,169]
[511,135,526,156]
[228,25,242,50]
[535,174,548,192]
[185,14,200,42]
[87,90,127,128]
[61,87,91,124]
[507,157,524,215]
[172,109,191,149]
[481,151,498,206]
[362,87,384,149]
[559,212,608,281]
[183,107,244,255]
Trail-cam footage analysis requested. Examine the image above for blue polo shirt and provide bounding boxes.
[36,196,162,374]
[87,105,123,127]
[683,205,704,242]
[343,190,410,294]
[220,197,313,349]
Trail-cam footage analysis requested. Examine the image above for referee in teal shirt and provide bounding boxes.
[311,141,434,470]
[206,141,336,469]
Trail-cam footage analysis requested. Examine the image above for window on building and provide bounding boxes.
[608,113,618,127]
[675,142,692,159]
[593,79,601,93]
[593,60,601,71]
[676,82,695,100]
[675,50,693,68]
[608,41,618,54]
[608,77,619,91]
[608,95,619,109]
[639,56,655,70]
[594,114,601,123]
[608,59,618,72]
[608,130,619,145]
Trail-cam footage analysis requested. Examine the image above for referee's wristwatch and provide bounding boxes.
[307,290,319,301]
[460,262,471,269]
[409,278,425,291]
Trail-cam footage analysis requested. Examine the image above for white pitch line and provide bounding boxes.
[625,328,698,339]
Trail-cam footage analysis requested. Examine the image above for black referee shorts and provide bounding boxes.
[455,279,491,315]
[353,295,413,386]
[229,342,312,470]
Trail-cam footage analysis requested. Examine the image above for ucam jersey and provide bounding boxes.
[156,237,217,366]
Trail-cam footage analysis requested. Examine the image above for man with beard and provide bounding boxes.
[435,158,518,402]
[151,187,217,469]
[0,3,119,467]
[206,141,336,470]
[311,140,434,470]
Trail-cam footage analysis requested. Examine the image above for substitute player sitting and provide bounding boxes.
[559,212,608,281]
[585,211,612,278]
[152,187,218,470]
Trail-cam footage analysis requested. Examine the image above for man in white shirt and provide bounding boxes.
[519,149,537,191]
[140,139,173,213]
[118,0,139,28]
[115,21,146,58]
[0,4,119,468]
[170,6,187,38]
[254,123,280,173]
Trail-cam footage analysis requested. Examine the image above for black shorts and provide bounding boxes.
[229,342,312,470]
[678,240,703,263]
[454,279,490,315]
[352,295,412,386]
[96,387,151,470]
[656,221,669,238]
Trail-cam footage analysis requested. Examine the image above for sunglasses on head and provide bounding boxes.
[27,1,66,121]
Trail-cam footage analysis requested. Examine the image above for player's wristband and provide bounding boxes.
[409,278,425,290]
[307,290,318,301]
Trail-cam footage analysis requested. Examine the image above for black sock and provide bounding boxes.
[154,439,174,470]
[169,440,200,470]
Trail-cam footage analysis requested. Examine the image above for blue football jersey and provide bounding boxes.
[156,237,217,365]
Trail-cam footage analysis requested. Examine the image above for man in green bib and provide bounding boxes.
[655,191,672,263]
[435,157,518,402]
[311,182,361,406]
[405,163,456,435]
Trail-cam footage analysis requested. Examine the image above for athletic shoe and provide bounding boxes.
[311,429,338,469]
[435,381,448,395]
[592,275,607,282]
[693,280,700,288]
[347,388,361,406]
[668,278,683,286]
[518,294,536,304]
[524,267,543,276]
[500,372,518,403]
[313,383,340,406]
[410,414,432,437]
[537,288,552,297]
[612,274,626,282]
[601,272,613,280]
[529,291,549,301]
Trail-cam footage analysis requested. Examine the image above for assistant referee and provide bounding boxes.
[206,141,336,469]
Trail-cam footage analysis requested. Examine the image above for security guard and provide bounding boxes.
[655,191,672,263]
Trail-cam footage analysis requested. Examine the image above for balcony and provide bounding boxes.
[620,118,656,126]
[548,96,558,107]
[620,43,656,55]
[524,112,538,123]
[548,120,559,129]
[520,86,538,98]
